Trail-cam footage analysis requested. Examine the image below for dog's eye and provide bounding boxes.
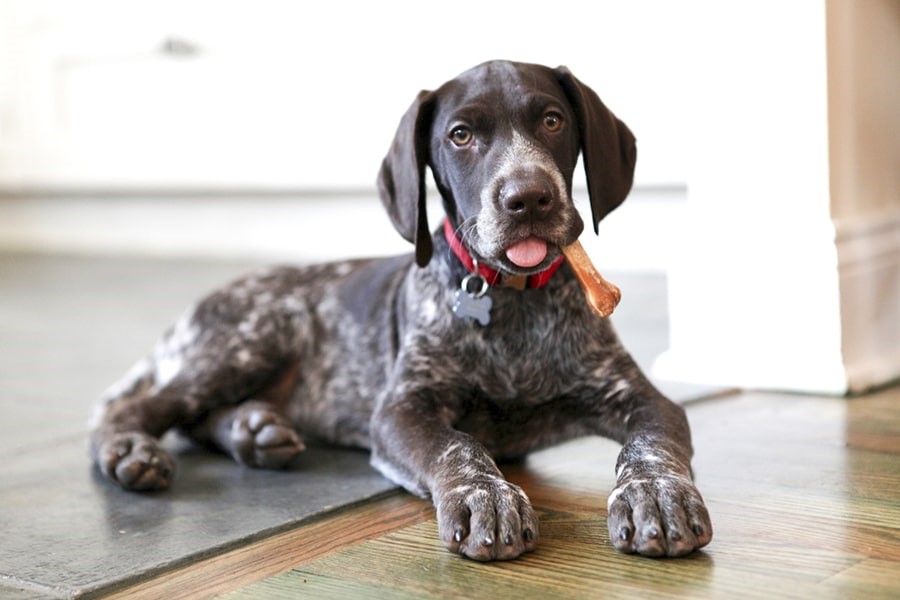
[543,112,563,132]
[450,126,473,147]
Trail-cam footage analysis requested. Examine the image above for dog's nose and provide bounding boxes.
[500,181,554,220]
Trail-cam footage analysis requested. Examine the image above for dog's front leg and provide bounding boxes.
[370,393,539,561]
[604,384,713,557]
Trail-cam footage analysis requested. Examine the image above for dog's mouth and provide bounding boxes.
[469,209,584,276]
[487,224,582,276]
[505,237,548,268]
[494,235,570,276]
[497,219,583,274]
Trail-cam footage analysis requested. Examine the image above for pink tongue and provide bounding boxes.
[505,237,548,268]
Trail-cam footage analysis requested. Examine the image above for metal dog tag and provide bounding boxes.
[453,273,492,326]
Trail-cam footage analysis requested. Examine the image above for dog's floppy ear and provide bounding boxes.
[555,66,637,233]
[377,90,436,267]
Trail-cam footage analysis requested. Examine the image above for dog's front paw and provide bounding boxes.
[227,404,305,469]
[436,477,539,561]
[607,475,712,557]
[95,432,175,491]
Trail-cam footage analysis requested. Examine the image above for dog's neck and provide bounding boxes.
[442,219,564,290]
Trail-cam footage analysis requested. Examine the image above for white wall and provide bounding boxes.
[652,3,844,392]
[0,0,695,189]
[654,0,900,394]
[0,0,698,275]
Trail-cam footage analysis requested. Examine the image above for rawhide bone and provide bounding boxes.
[561,240,621,318]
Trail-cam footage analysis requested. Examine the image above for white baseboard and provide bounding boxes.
[0,192,403,264]
[0,187,687,272]
[834,211,900,393]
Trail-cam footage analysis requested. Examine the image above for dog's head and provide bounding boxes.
[377,60,636,272]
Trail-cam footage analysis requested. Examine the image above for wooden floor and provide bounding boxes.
[105,385,900,599]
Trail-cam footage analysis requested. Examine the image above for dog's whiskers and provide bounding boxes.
[455,218,478,245]
[445,218,480,266]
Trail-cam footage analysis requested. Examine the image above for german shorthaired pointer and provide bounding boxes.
[91,60,712,561]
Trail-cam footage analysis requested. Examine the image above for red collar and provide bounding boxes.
[443,219,565,289]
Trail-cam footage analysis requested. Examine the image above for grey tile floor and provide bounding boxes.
[0,253,721,598]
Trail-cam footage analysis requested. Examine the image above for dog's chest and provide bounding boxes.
[423,281,609,403]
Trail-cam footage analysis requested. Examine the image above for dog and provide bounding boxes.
[90,60,712,561]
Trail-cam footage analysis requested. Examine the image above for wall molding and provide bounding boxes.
[833,210,900,270]
[834,210,900,393]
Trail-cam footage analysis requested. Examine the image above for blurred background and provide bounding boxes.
[0,0,897,394]
[0,0,699,265]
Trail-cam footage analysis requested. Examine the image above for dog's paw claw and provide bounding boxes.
[229,406,305,469]
[96,432,175,491]
[437,478,539,561]
[607,475,712,557]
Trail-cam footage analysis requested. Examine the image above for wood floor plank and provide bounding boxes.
[822,558,900,599]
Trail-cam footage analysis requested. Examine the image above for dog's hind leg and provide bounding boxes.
[186,400,305,469]
[89,356,181,491]
[92,371,306,490]
[90,268,312,491]
[184,362,306,469]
